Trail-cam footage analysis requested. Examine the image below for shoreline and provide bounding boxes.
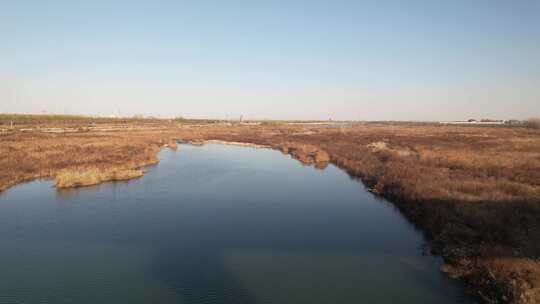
[1,125,538,303]
[190,139,271,149]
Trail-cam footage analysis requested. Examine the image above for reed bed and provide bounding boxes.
[1,122,539,303]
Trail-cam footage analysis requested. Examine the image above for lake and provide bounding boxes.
[0,144,473,304]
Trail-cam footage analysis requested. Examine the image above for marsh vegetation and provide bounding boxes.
[1,115,539,303]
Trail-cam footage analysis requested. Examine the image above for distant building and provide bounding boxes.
[504,119,520,125]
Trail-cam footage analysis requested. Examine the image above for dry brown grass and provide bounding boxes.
[1,122,539,303]
[0,130,174,191]
[55,168,143,188]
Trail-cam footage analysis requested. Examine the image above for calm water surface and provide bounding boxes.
[0,144,473,304]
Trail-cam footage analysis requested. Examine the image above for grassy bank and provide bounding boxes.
[0,130,170,192]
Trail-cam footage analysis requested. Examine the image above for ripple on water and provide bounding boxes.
[0,144,473,304]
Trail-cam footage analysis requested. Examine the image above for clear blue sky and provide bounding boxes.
[1,1,539,120]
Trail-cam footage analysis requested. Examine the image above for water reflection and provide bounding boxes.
[0,144,473,304]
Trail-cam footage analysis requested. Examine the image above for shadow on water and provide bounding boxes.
[143,146,472,304]
[0,144,474,304]
[147,229,463,304]
[150,245,258,304]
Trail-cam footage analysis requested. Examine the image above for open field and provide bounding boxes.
[1,116,539,303]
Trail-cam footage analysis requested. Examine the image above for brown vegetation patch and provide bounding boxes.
[278,143,330,167]
[1,121,539,303]
[0,130,170,192]
[55,168,144,188]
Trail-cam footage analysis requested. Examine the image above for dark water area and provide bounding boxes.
[0,144,474,304]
